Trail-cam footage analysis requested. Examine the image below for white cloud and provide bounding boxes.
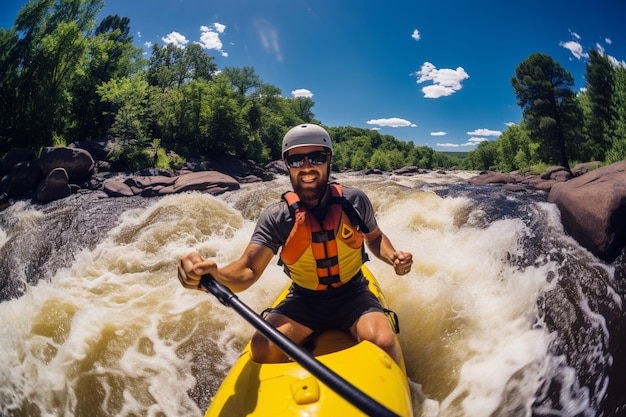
[506,122,516,127]
[411,29,421,41]
[437,137,489,148]
[144,41,153,49]
[430,131,447,136]
[291,88,313,98]
[366,118,414,128]
[162,31,189,48]
[197,23,228,56]
[594,43,626,69]
[596,43,606,54]
[559,40,587,60]
[465,137,488,145]
[605,38,613,45]
[466,128,501,137]
[412,62,469,98]
[255,19,282,62]
[608,55,626,69]
[569,30,581,40]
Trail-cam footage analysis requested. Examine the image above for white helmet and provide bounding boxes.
[281,124,333,158]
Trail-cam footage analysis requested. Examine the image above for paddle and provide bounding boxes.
[200,274,402,417]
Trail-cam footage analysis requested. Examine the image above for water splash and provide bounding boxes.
[0,173,622,416]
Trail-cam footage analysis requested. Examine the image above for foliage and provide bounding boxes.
[97,75,149,141]
[584,49,616,160]
[605,66,626,163]
[511,53,581,171]
[2,2,625,173]
[465,48,626,173]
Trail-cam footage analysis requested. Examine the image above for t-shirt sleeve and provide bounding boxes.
[343,186,378,233]
[250,202,292,254]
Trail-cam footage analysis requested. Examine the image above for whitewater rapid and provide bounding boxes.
[0,171,622,416]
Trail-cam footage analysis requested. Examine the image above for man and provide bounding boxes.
[178,123,413,364]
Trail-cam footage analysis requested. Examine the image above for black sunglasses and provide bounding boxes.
[285,151,329,168]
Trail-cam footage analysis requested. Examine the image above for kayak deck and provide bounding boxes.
[205,266,413,417]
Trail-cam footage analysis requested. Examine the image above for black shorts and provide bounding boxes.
[269,271,384,334]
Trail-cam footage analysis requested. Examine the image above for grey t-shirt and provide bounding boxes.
[250,185,378,254]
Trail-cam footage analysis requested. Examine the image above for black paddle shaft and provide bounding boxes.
[200,274,402,417]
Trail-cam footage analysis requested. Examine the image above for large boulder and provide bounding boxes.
[162,171,240,195]
[103,171,240,197]
[36,167,72,202]
[102,179,134,197]
[71,139,117,161]
[39,146,95,182]
[467,172,521,185]
[5,161,41,197]
[1,148,37,175]
[548,160,626,262]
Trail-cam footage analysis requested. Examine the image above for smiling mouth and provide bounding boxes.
[300,174,317,184]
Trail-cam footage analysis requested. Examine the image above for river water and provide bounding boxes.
[0,171,624,417]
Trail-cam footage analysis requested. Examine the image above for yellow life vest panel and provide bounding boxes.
[280,184,365,290]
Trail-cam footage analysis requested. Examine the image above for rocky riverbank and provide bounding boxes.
[1,139,625,263]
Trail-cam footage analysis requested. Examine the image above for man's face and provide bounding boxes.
[285,145,330,205]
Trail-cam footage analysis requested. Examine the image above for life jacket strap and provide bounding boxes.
[312,230,335,243]
[318,274,342,287]
[316,256,339,269]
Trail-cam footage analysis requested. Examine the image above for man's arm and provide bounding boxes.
[364,227,413,275]
[178,243,276,292]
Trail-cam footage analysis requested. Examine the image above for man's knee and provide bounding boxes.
[250,332,285,363]
[373,327,397,352]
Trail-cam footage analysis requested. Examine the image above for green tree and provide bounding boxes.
[0,27,21,152]
[146,85,184,143]
[146,43,216,89]
[584,49,616,160]
[71,14,141,141]
[464,140,498,171]
[495,123,534,172]
[198,73,248,156]
[222,66,261,97]
[178,78,211,150]
[8,0,104,149]
[511,53,580,171]
[249,84,284,160]
[606,65,626,163]
[97,75,149,141]
[289,97,316,123]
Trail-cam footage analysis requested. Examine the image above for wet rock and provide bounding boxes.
[467,172,521,185]
[103,171,240,197]
[1,148,37,175]
[37,167,72,202]
[265,160,288,175]
[5,161,41,197]
[102,179,134,197]
[393,166,425,175]
[39,147,95,182]
[572,161,601,177]
[548,160,626,263]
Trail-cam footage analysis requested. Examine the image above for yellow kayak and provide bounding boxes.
[204,265,413,417]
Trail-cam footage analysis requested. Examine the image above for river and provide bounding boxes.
[0,171,624,417]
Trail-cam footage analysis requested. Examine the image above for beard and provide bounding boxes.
[290,171,329,205]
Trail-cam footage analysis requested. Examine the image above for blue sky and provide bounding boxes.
[2,0,625,151]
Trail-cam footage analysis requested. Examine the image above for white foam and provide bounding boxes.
[0,176,585,416]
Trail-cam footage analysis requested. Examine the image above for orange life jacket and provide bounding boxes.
[279,184,367,290]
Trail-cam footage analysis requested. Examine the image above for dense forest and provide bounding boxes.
[1,0,625,173]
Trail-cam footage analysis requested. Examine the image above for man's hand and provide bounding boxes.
[177,252,218,290]
[392,251,413,276]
